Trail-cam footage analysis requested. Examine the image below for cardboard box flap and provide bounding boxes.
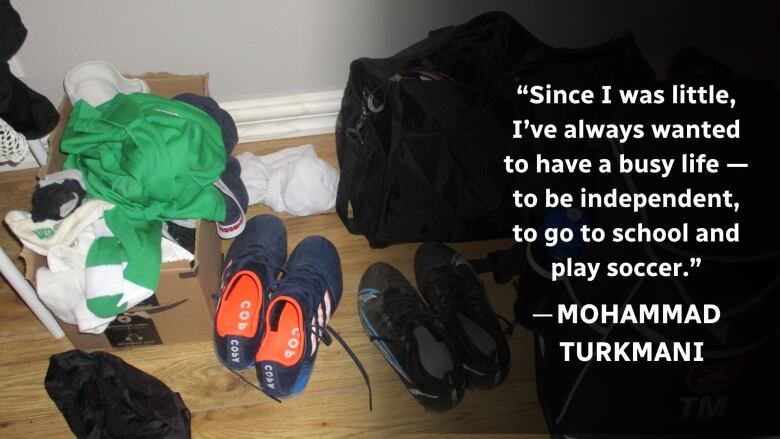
[20,247,44,283]
[194,220,221,311]
[135,72,210,98]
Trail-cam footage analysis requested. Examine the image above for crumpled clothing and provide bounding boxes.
[37,224,194,334]
[37,266,112,334]
[61,93,226,318]
[4,198,112,256]
[45,350,191,439]
[31,169,87,222]
[46,224,194,274]
[236,144,339,216]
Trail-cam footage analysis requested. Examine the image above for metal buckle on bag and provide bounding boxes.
[348,86,386,145]
[364,85,387,113]
[366,93,384,113]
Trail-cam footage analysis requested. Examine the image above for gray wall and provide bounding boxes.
[11,1,777,104]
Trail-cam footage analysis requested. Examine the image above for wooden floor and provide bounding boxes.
[0,134,548,438]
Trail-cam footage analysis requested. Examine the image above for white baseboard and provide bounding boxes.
[220,90,343,143]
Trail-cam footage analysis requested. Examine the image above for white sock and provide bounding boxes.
[4,199,112,256]
[36,266,113,334]
[236,144,338,216]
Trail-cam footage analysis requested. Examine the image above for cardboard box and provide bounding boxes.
[22,73,221,350]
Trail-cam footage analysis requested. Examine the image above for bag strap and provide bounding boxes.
[336,104,377,236]
[335,139,358,233]
[467,243,526,284]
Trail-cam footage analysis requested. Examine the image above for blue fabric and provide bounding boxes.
[173,93,248,217]
[172,93,238,154]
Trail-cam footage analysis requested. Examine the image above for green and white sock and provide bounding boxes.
[84,215,157,318]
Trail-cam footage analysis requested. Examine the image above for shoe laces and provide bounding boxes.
[228,369,282,403]
[317,324,373,411]
[380,286,433,340]
[426,266,486,315]
[219,251,286,290]
[269,263,325,311]
[427,266,515,336]
[268,264,373,411]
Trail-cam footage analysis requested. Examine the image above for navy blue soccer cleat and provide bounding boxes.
[213,215,287,370]
[255,236,344,398]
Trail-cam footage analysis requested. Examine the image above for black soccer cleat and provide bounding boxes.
[414,242,511,390]
[358,263,466,412]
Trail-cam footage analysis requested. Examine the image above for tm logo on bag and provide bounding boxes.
[680,395,728,419]
[686,360,742,394]
[679,361,742,419]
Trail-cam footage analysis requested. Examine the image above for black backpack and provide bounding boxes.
[335,11,653,247]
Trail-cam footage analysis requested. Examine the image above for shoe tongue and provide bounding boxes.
[432,265,487,316]
[428,266,463,295]
[384,285,421,307]
[382,287,427,329]
[232,258,274,286]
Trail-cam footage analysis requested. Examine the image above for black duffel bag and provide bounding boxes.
[335,11,653,247]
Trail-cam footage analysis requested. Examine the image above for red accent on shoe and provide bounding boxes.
[255,296,305,367]
[215,269,262,338]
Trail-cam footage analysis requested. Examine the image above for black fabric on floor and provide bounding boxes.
[44,350,191,439]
